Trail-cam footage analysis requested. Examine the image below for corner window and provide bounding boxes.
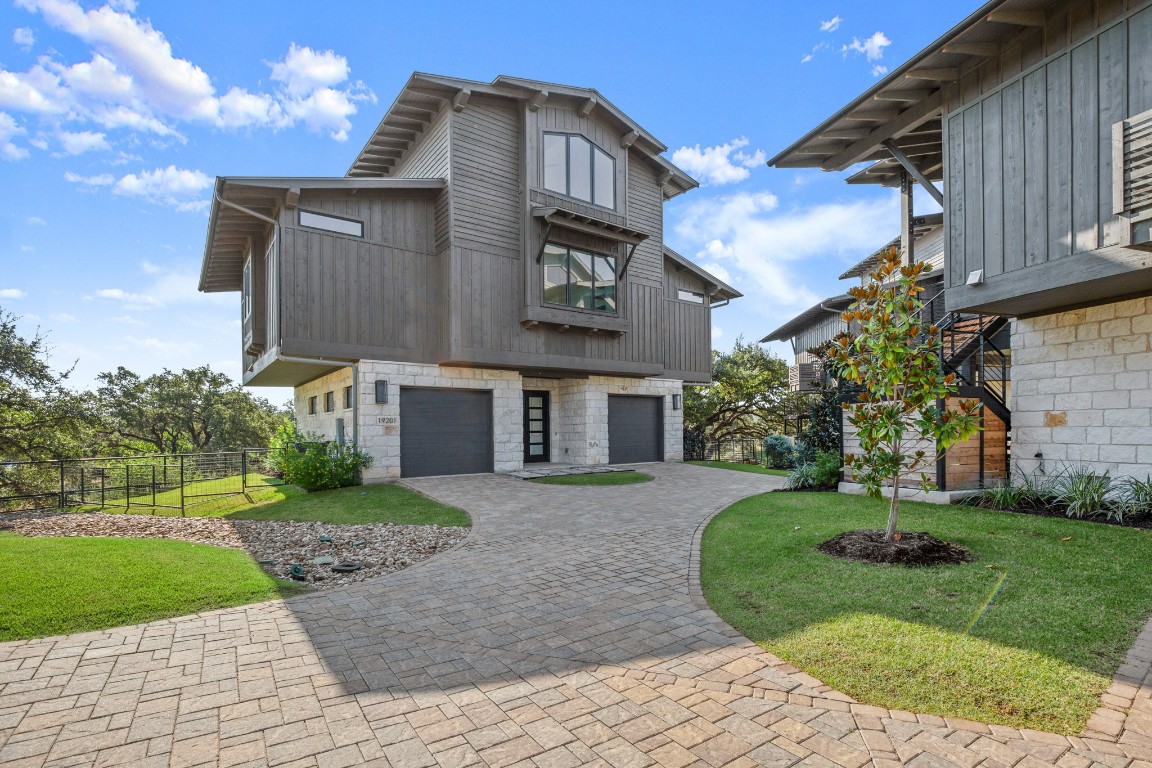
[241,258,253,321]
[542,242,616,312]
[343,385,353,409]
[677,289,705,304]
[324,391,335,413]
[308,396,317,415]
[543,133,615,209]
[298,209,364,238]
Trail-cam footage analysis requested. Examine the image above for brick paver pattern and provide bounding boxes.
[1,463,1149,767]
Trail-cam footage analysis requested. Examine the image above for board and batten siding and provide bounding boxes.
[277,195,443,363]
[943,0,1152,291]
[663,264,710,381]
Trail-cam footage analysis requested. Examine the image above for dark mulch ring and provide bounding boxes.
[818,529,973,567]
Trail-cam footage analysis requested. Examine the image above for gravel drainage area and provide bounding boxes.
[1,512,469,588]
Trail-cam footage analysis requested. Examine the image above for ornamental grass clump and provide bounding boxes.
[828,247,983,544]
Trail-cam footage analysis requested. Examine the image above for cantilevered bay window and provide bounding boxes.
[542,243,617,313]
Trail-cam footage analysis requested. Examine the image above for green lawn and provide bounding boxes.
[0,531,310,642]
[530,471,653,486]
[701,491,1152,733]
[93,480,470,526]
[688,461,790,477]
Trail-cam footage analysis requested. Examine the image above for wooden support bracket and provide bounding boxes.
[452,89,471,112]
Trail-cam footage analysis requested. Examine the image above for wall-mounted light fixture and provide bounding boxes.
[672,393,682,410]
[375,380,389,404]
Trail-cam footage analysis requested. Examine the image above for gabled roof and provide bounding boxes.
[199,176,445,292]
[662,247,742,303]
[348,72,698,199]
[839,213,943,279]
[760,295,853,343]
[768,0,1054,184]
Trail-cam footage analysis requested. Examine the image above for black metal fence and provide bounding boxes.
[685,438,765,464]
[0,449,288,516]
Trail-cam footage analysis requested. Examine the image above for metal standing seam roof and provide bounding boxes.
[347,73,699,199]
[767,0,1061,186]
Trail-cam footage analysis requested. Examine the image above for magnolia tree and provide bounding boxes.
[828,247,982,542]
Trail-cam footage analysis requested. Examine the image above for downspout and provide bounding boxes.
[215,189,361,448]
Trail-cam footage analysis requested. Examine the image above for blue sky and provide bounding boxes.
[0,0,969,400]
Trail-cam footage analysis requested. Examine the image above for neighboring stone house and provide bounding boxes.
[771,0,1152,482]
[199,73,739,480]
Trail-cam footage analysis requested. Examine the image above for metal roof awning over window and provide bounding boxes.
[531,206,649,246]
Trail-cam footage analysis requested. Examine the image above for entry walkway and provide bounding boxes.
[0,464,1147,767]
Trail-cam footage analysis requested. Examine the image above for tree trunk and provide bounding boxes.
[885,481,901,541]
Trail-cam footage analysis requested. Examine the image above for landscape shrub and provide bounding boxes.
[281,441,373,492]
[763,434,794,469]
[969,465,1152,524]
[1055,466,1113,520]
[786,450,841,490]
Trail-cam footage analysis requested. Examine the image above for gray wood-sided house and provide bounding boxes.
[199,74,739,479]
[770,0,1152,484]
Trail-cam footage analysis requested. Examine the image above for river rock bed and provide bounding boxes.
[1,511,469,587]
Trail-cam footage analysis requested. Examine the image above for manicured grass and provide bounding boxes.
[0,531,310,641]
[93,480,470,527]
[687,461,790,477]
[701,491,1152,733]
[530,471,653,486]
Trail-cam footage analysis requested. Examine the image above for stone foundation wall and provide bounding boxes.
[1011,297,1152,479]
[293,368,354,443]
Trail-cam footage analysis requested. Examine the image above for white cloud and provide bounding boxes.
[712,326,723,340]
[0,288,27,299]
[58,129,109,154]
[13,27,35,50]
[843,31,892,62]
[820,16,842,32]
[119,335,200,356]
[0,112,28,159]
[872,64,889,77]
[27,216,46,225]
[3,1,373,144]
[672,137,766,186]
[52,312,76,322]
[699,260,732,285]
[94,261,227,311]
[672,191,898,314]
[112,165,211,210]
[110,314,146,326]
[95,287,160,308]
[20,245,34,252]
[800,42,828,64]
[64,170,114,185]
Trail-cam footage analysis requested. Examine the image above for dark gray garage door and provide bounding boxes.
[400,388,493,477]
[607,395,663,464]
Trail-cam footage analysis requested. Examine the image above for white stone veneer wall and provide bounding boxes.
[1012,297,1152,479]
[295,363,684,481]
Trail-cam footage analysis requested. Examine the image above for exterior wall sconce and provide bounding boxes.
[672,393,682,410]
[375,380,389,404]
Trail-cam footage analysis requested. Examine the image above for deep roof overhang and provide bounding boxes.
[347,72,698,200]
[663,247,742,302]
[767,0,1062,183]
[760,294,853,343]
[199,176,445,293]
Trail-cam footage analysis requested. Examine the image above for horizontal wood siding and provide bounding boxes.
[278,195,442,363]
[943,0,1152,291]
[626,154,664,286]
[391,108,451,254]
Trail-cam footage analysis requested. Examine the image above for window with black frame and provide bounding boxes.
[543,132,615,209]
[542,242,617,313]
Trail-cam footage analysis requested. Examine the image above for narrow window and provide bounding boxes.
[241,258,253,321]
[677,289,706,304]
[593,148,614,208]
[324,391,335,413]
[568,136,592,202]
[308,396,317,415]
[542,243,569,306]
[298,209,364,238]
[543,133,567,195]
[343,385,353,409]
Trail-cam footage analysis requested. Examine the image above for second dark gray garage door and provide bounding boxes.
[400,388,493,477]
[607,395,664,464]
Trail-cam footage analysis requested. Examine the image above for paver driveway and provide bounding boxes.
[1,463,1148,768]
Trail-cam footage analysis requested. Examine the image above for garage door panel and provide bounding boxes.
[608,395,663,464]
[400,388,493,477]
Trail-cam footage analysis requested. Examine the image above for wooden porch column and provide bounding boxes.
[900,171,914,266]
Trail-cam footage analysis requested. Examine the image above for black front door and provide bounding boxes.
[524,390,550,463]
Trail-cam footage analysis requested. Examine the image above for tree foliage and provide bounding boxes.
[0,309,102,461]
[683,337,791,440]
[96,366,287,454]
[828,248,982,541]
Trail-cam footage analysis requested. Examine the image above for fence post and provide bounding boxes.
[242,449,247,495]
[58,461,65,510]
[179,455,185,517]
[151,464,157,512]
[78,466,85,508]
[125,465,130,511]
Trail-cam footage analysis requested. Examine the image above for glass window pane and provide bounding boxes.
[569,249,594,309]
[530,434,544,444]
[543,244,568,305]
[529,421,543,431]
[543,133,566,194]
[529,408,543,419]
[568,136,591,202]
[593,147,614,208]
[530,445,544,455]
[593,255,616,312]
[528,397,543,407]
